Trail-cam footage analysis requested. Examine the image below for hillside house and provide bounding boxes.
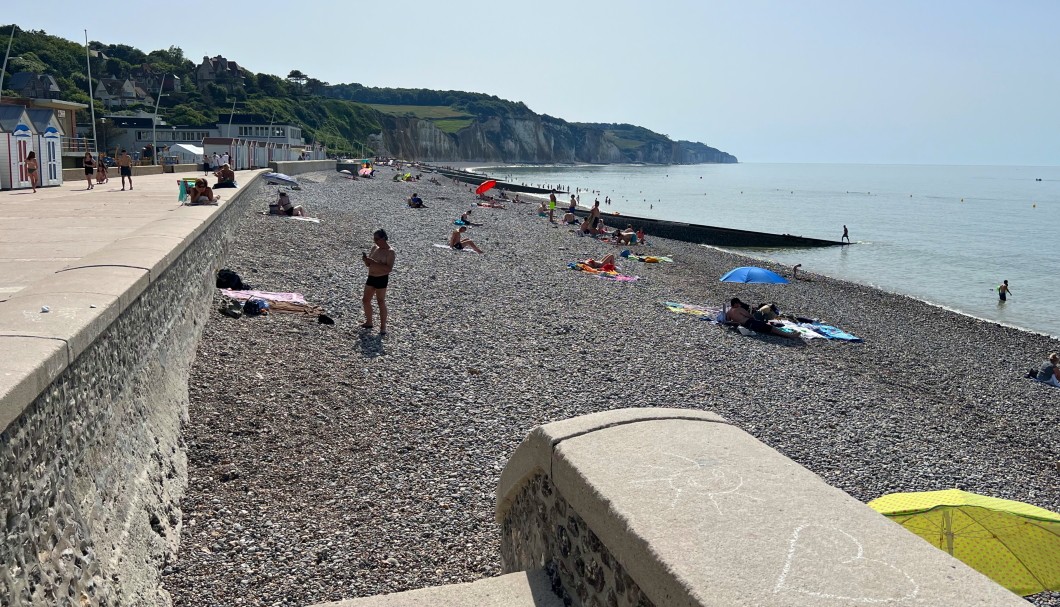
[195,55,244,93]
[7,73,61,100]
[94,78,153,109]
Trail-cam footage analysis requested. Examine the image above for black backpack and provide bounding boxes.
[216,269,246,290]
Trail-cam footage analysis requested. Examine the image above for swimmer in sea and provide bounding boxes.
[998,280,1012,302]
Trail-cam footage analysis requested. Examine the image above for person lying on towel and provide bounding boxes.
[187,178,220,205]
[581,254,616,272]
[726,298,796,339]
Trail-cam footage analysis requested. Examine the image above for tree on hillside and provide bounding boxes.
[259,73,288,97]
[286,69,308,93]
[306,77,329,97]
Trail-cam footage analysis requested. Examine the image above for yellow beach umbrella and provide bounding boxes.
[868,489,1060,596]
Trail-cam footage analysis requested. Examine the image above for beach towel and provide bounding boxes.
[662,302,722,318]
[568,262,639,282]
[800,322,863,342]
[433,244,474,253]
[220,290,307,304]
[777,321,827,340]
[258,212,320,223]
[626,254,673,263]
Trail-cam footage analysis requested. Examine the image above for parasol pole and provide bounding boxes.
[942,510,954,555]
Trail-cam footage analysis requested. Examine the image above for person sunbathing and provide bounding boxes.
[581,254,616,271]
[562,210,578,225]
[407,193,426,208]
[448,226,483,253]
[725,298,796,338]
[187,178,220,205]
[460,209,482,226]
[270,191,305,216]
[1035,352,1060,386]
[213,163,236,188]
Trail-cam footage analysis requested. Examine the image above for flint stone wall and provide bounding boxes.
[501,473,653,607]
[0,179,258,606]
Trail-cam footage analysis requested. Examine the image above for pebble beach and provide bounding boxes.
[165,167,1060,607]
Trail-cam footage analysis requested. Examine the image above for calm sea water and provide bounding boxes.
[481,163,1060,337]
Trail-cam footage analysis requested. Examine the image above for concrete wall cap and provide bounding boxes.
[533,416,1027,607]
[496,408,729,522]
[0,336,69,431]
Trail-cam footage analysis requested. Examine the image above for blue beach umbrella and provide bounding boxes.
[720,266,789,284]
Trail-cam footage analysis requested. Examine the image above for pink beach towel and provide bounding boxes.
[220,289,308,304]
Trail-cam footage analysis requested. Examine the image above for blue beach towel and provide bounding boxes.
[804,323,862,342]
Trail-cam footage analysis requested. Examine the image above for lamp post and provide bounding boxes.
[99,118,107,158]
[151,77,169,165]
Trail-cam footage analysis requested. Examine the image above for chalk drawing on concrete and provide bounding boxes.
[774,524,920,604]
[629,452,763,512]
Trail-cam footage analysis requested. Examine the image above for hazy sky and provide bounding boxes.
[7,1,1060,165]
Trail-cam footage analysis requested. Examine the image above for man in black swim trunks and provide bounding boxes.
[118,150,133,191]
[361,229,395,336]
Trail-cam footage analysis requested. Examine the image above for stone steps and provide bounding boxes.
[310,569,563,607]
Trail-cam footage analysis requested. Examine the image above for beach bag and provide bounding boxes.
[216,269,246,290]
[243,298,269,317]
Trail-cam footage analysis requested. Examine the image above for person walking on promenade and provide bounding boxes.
[202,153,211,175]
[998,280,1013,302]
[842,225,850,244]
[361,229,395,336]
[118,150,133,191]
[25,151,38,193]
[83,152,96,190]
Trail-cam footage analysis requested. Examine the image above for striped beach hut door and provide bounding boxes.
[12,124,32,188]
[43,127,61,185]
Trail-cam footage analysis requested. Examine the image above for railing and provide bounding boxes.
[61,137,97,154]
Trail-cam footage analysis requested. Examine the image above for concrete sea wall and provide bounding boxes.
[0,177,260,606]
[495,409,1028,607]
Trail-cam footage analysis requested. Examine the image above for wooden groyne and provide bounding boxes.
[417,163,842,248]
[570,209,844,248]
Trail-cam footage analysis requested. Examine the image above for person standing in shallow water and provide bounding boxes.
[361,229,395,336]
[842,225,850,244]
[998,280,1012,302]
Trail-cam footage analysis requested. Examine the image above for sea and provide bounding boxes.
[477,163,1060,338]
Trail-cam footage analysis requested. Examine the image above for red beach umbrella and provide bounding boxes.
[475,180,497,195]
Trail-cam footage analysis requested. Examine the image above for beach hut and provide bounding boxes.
[0,105,38,190]
[251,141,268,168]
[27,109,64,187]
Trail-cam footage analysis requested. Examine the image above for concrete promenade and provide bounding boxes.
[0,169,264,430]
